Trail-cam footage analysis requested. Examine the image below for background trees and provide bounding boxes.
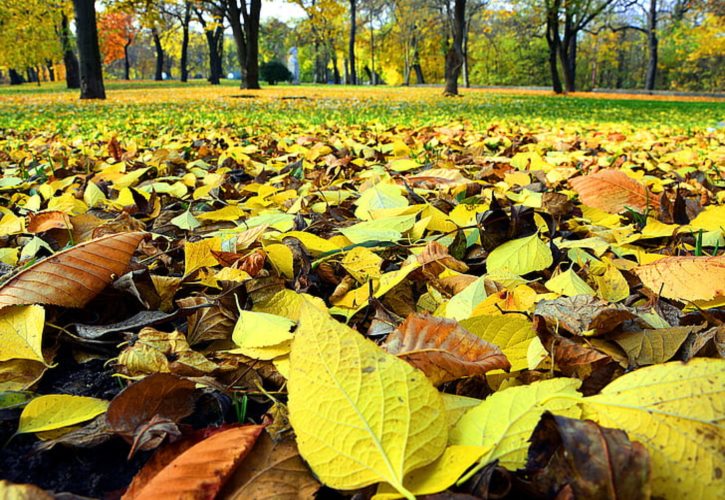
[0,0,721,92]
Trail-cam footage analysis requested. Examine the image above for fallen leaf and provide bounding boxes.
[450,378,582,475]
[123,425,264,500]
[459,315,537,372]
[375,445,489,499]
[106,373,198,448]
[612,324,706,367]
[486,233,553,276]
[222,432,320,499]
[288,300,447,498]
[18,394,108,434]
[0,305,45,364]
[581,358,725,499]
[634,255,725,302]
[535,295,636,335]
[0,480,53,499]
[570,170,659,214]
[0,232,146,310]
[383,314,510,385]
[524,412,651,500]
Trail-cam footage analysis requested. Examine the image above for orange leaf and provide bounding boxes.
[0,232,146,310]
[26,211,73,233]
[383,313,510,385]
[416,241,468,274]
[569,170,659,214]
[123,425,264,500]
[633,255,725,302]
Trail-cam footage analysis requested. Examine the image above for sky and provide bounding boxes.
[262,1,306,22]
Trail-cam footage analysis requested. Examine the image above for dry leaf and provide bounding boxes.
[524,412,651,500]
[222,432,320,499]
[570,170,659,214]
[0,232,146,310]
[383,313,510,385]
[123,425,264,500]
[634,255,725,302]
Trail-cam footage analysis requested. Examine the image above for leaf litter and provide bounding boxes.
[0,93,723,499]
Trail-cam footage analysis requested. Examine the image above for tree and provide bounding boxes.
[441,0,467,95]
[349,0,357,83]
[194,4,224,84]
[544,0,617,93]
[98,10,139,79]
[73,0,106,98]
[260,60,292,84]
[59,11,81,88]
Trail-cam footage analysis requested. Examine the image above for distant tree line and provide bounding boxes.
[0,0,721,99]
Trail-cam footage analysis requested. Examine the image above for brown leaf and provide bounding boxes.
[26,211,72,233]
[221,432,320,500]
[107,373,198,448]
[383,313,510,386]
[178,296,237,346]
[534,296,636,336]
[416,241,469,274]
[0,232,146,310]
[570,170,659,214]
[524,413,650,500]
[35,415,114,452]
[633,255,725,302]
[122,425,264,500]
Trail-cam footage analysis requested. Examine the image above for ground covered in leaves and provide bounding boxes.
[0,84,723,499]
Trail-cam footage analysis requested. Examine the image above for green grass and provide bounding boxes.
[0,81,723,142]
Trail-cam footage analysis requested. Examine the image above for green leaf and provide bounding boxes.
[486,234,553,275]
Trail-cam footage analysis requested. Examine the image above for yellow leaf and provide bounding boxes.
[354,182,408,221]
[0,305,45,364]
[18,395,108,434]
[634,255,725,302]
[264,243,295,279]
[594,260,630,302]
[0,359,46,391]
[545,268,596,297]
[281,231,341,255]
[388,158,421,172]
[374,446,489,499]
[459,315,537,372]
[341,246,383,282]
[233,311,295,347]
[0,248,18,266]
[83,182,106,208]
[689,205,725,232]
[196,205,246,222]
[582,359,725,499]
[288,301,447,498]
[486,234,553,275]
[171,211,201,231]
[184,237,222,276]
[339,216,416,244]
[444,276,488,320]
[450,378,582,474]
[0,480,53,499]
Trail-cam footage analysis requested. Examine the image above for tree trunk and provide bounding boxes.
[369,10,375,85]
[152,28,164,81]
[411,27,424,84]
[180,2,191,82]
[559,10,577,93]
[349,0,357,84]
[59,12,80,89]
[443,0,466,96]
[226,0,247,85]
[124,43,131,80]
[9,69,24,85]
[47,61,56,81]
[645,0,658,91]
[545,0,563,93]
[463,16,471,88]
[241,0,262,89]
[72,0,106,99]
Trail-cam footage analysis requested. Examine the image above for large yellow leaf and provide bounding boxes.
[486,234,553,276]
[449,378,582,476]
[18,395,108,434]
[0,305,45,364]
[230,310,295,360]
[183,237,222,276]
[459,315,537,372]
[545,268,596,297]
[634,255,725,302]
[581,358,725,499]
[374,445,489,499]
[288,300,448,498]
